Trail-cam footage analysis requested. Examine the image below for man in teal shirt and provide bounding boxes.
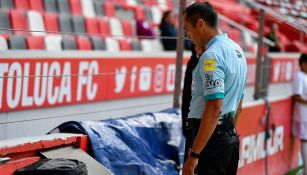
[182,2,247,175]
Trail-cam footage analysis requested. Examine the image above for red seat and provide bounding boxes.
[118,39,132,51]
[69,0,82,15]
[121,19,134,36]
[144,0,157,6]
[29,0,44,13]
[97,18,111,37]
[43,13,59,32]
[228,29,241,44]
[85,17,99,35]
[26,36,45,49]
[104,1,115,17]
[14,0,30,10]
[10,10,29,35]
[133,6,145,21]
[76,36,92,50]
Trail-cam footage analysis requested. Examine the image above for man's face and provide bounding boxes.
[183,14,203,47]
[301,62,307,73]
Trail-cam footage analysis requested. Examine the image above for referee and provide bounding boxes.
[182,2,247,175]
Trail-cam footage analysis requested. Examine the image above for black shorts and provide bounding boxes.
[184,118,240,175]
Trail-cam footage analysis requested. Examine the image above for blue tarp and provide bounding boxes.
[52,108,185,175]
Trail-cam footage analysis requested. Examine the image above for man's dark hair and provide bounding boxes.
[299,53,307,67]
[184,2,218,28]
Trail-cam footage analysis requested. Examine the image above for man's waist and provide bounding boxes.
[185,112,235,129]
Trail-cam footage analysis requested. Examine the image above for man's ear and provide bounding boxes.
[197,19,205,31]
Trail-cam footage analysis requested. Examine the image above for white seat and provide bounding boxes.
[44,36,62,51]
[126,0,137,6]
[105,37,120,52]
[0,36,8,50]
[151,7,162,24]
[141,39,153,52]
[158,0,167,10]
[27,11,46,36]
[109,17,124,39]
[81,0,95,17]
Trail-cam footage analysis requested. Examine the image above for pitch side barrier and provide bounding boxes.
[0,51,300,112]
[0,96,299,175]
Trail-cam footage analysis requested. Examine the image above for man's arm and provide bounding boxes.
[293,95,307,105]
[191,98,223,153]
[233,99,243,127]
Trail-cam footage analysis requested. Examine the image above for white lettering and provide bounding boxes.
[47,62,60,105]
[0,64,8,109]
[86,61,98,100]
[77,62,89,101]
[130,66,137,92]
[166,64,175,91]
[153,64,164,93]
[114,66,127,93]
[21,63,33,107]
[139,67,151,91]
[7,62,22,109]
[34,63,48,106]
[58,62,71,103]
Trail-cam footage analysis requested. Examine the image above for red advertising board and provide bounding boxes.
[0,58,187,112]
[237,98,300,175]
[0,55,298,112]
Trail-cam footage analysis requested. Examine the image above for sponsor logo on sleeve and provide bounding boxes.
[204,59,216,72]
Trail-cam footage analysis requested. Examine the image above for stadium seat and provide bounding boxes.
[10,10,29,35]
[121,19,135,37]
[29,0,44,13]
[72,16,85,33]
[228,29,242,44]
[157,0,168,9]
[94,0,104,16]
[81,0,95,17]
[43,0,58,13]
[105,37,120,52]
[104,1,115,17]
[126,0,137,7]
[27,11,45,36]
[143,0,158,6]
[133,6,145,21]
[76,36,92,50]
[90,36,106,50]
[8,35,27,49]
[62,36,77,50]
[0,10,12,34]
[0,36,8,50]
[26,36,45,49]
[45,35,62,50]
[109,17,124,38]
[43,13,59,33]
[58,14,73,33]
[14,0,29,10]
[97,17,111,36]
[85,17,99,35]
[57,0,71,14]
[118,39,132,51]
[0,0,14,10]
[68,0,82,16]
[140,39,154,52]
[144,6,153,22]
[131,39,142,51]
[151,7,162,25]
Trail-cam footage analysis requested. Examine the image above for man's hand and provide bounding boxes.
[183,156,198,175]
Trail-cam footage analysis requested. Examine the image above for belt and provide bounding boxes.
[186,112,235,128]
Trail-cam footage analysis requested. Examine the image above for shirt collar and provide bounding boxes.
[206,33,228,48]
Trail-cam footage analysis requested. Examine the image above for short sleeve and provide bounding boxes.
[292,72,303,95]
[199,52,225,100]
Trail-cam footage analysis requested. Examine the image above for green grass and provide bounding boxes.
[285,166,303,175]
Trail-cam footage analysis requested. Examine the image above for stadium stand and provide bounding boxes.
[0,0,304,52]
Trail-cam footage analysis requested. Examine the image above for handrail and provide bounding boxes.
[218,14,275,46]
[243,0,307,34]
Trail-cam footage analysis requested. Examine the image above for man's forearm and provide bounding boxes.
[191,104,221,153]
[293,95,307,105]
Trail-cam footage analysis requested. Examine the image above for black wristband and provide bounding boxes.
[189,148,201,159]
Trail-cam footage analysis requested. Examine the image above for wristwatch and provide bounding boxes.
[189,148,201,159]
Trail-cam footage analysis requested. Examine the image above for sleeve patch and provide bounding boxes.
[204,59,216,72]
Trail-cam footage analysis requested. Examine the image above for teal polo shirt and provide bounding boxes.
[188,33,247,119]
